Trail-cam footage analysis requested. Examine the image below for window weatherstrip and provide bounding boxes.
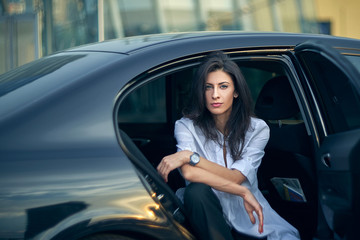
[282,56,323,146]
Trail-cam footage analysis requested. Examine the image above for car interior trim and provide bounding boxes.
[226,47,294,55]
[282,55,322,146]
[302,69,328,140]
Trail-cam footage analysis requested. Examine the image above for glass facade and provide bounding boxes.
[44,0,99,54]
[0,0,320,74]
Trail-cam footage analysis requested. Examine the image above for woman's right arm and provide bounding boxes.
[157,149,246,184]
[181,164,264,234]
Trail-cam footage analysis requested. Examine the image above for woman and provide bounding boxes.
[157,51,300,240]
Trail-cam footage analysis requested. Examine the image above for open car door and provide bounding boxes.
[295,41,360,239]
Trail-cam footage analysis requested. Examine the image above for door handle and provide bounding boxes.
[321,153,331,168]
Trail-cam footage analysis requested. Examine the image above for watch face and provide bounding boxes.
[191,153,200,165]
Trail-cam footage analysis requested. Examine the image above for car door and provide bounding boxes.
[294,41,360,239]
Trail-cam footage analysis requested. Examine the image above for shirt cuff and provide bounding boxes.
[231,157,256,186]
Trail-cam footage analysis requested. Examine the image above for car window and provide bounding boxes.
[241,66,274,102]
[240,64,304,125]
[0,52,122,118]
[118,77,167,123]
[298,51,360,133]
[117,57,296,126]
[0,55,85,97]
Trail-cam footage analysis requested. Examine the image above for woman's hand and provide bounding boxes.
[157,150,192,182]
[169,160,264,233]
[243,189,264,234]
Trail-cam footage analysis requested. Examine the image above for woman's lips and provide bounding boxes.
[211,103,222,108]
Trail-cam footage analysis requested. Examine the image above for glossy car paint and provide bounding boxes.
[0,32,359,239]
[0,51,189,239]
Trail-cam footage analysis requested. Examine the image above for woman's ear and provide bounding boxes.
[234,92,239,98]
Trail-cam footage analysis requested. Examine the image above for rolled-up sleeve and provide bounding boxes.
[231,120,270,186]
[174,119,197,181]
[174,120,196,152]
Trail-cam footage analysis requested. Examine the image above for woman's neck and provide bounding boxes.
[213,114,229,135]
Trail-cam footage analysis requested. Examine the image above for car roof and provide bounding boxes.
[65,31,360,55]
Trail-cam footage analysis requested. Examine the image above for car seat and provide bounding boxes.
[254,75,317,240]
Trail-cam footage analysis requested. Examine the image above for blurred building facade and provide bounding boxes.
[0,0,324,74]
[315,0,360,39]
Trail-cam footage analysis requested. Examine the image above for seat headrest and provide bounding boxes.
[255,75,299,120]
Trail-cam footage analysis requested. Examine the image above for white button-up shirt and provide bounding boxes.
[175,117,300,240]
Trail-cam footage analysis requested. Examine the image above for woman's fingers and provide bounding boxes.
[243,193,264,234]
[157,152,185,182]
[258,208,264,233]
[255,205,264,234]
[246,205,263,234]
[248,209,255,224]
[157,157,170,182]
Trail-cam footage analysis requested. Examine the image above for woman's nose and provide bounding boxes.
[212,88,219,99]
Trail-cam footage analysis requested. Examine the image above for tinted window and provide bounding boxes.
[0,52,122,119]
[298,51,360,133]
[118,77,166,123]
[0,55,85,97]
[117,58,290,124]
[241,66,275,102]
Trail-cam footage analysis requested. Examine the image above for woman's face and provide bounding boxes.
[205,70,238,121]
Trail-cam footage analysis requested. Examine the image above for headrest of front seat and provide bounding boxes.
[255,75,299,120]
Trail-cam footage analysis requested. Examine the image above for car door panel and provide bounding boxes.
[317,130,360,237]
[295,41,360,239]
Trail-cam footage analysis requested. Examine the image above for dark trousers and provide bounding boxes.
[184,182,233,240]
[184,183,267,240]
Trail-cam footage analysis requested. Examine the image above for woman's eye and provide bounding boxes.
[205,85,212,90]
[220,85,228,89]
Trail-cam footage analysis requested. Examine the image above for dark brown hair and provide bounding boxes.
[183,51,253,160]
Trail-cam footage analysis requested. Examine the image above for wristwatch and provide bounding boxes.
[189,152,200,166]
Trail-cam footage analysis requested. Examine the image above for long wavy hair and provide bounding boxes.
[183,51,254,161]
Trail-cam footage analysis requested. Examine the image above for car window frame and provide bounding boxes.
[294,42,360,136]
[114,50,317,157]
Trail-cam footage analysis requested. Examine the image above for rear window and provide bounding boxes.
[0,55,85,97]
[0,52,122,118]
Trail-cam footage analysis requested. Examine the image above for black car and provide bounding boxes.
[0,32,359,240]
